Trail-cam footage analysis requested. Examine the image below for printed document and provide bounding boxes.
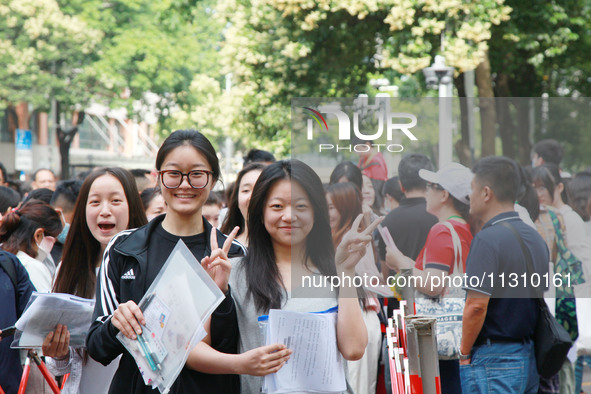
[13,292,95,348]
[264,309,346,393]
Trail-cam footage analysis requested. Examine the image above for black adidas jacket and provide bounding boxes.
[86,215,245,393]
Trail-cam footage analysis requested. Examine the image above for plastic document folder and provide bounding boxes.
[259,306,346,393]
[117,240,225,394]
[12,292,95,348]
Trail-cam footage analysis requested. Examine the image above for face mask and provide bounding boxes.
[57,223,70,244]
[57,211,70,244]
[36,236,56,261]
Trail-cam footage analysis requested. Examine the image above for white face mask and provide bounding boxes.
[36,235,55,261]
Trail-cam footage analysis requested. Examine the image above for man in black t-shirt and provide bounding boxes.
[378,154,437,276]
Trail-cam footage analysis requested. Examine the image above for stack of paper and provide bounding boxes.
[262,308,346,393]
[12,292,95,348]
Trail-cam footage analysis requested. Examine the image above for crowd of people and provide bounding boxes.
[0,133,590,394]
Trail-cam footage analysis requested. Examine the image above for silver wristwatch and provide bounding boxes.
[458,348,470,360]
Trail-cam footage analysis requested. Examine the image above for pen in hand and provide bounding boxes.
[136,329,160,371]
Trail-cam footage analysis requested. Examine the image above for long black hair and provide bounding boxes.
[516,166,540,222]
[244,159,337,312]
[220,162,266,237]
[53,168,147,298]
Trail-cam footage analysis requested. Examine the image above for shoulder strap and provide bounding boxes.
[0,252,19,305]
[547,209,569,257]
[441,221,463,274]
[498,221,541,298]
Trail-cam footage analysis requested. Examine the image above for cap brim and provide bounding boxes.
[418,169,438,184]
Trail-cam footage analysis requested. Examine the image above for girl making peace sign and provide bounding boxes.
[192,160,379,393]
[86,130,245,393]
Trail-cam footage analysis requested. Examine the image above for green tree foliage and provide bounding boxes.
[0,0,227,175]
[72,0,221,124]
[488,0,590,165]
[1,0,223,131]
[0,0,102,111]
[212,0,514,156]
[212,0,393,155]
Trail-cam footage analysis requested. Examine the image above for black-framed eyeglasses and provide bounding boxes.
[159,170,213,189]
[426,182,444,191]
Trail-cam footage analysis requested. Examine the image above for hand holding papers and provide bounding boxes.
[12,292,95,349]
[41,324,70,358]
[116,240,225,394]
[261,308,347,393]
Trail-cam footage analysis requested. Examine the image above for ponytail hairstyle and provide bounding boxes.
[0,200,62,257]
[516,165,540,222]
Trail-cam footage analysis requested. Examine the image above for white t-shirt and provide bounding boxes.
[558,205,591,298]
[17,251,52,292]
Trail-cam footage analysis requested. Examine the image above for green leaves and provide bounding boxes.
[1,0,222,128]
[0,0,102,110]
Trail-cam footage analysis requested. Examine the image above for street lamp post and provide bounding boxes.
[423,55,454,168]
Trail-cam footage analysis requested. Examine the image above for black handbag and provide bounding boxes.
[499,222,572,378]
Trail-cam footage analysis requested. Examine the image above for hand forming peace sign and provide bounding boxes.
[201,226,240,293]
[335,214,383,274]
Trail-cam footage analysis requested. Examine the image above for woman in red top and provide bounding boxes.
[384,162,474,394]
[384,163,473,293]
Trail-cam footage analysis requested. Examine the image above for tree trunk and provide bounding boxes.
[475,51,497,158]
[514,98,532,165]
[5,106,18,142]
[15,102,29,130]
[56,103,84,180]
[59,136,71,180]
[454,73,471,166]
[510,64,539,165]
[495,73,516,159]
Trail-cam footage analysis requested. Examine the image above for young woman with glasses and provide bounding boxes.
[86,130,245,393]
